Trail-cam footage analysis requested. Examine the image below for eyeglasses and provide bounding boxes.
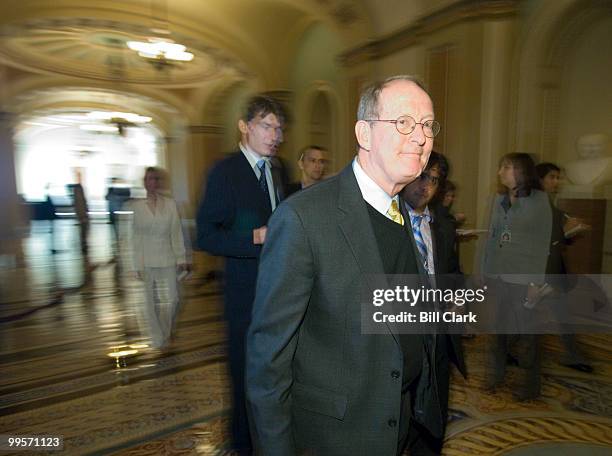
[419,172,440,186]
[365,115,440,138]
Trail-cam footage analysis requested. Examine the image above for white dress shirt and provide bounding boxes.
[240,142,277,211]
[352,158,400,221]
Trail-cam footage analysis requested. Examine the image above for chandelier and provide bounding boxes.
[126,0,194,69]
[127,37,193,63]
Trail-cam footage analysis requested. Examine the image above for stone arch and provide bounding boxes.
[513,0,612,162]
[297,81,345,173]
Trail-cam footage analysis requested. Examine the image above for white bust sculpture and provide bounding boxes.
[565,133,612,187]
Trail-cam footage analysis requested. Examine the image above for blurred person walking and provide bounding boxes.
[130,167,189,349]
[197,95,289,454]
[105,177,131,247]
[285,145,328,196]
[482,153,552,401]
[536,162,593,373]
[67,171,90,255]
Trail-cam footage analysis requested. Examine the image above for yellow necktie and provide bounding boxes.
[387,199,404,226]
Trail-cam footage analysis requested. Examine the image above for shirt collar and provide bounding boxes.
[405,203,433,224]
[240,142,269,170]
[352,157,397,216]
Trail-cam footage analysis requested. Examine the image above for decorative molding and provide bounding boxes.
[540,87,561,160]
[547,0,612,66]
[314,0,362,28]
[338,0,520,67]
[189,125,224,135]
[262,90,293,105]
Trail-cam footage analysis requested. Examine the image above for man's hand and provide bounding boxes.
[177,263,192,273]
[563,216,590,237]
[526,283,540,303]
[563,216,581,232]
[253,226,267,245]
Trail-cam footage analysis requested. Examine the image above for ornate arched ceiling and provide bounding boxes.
[12,86,183,134]
[0,0,372,89]
[0,17,248,86]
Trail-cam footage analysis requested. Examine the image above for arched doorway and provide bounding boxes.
[14,111,164,210]
[309,91,332,156]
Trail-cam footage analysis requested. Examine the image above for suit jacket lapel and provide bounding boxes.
[237,151,272,215]
[270,161,283,204]
[336,165,400,345]
[336,165,384,274]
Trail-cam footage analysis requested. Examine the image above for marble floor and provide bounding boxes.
[0,220,611,455]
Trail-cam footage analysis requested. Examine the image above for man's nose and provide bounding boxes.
[410,123,426,146]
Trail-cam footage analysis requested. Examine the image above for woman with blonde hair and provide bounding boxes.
[131,166,188,349]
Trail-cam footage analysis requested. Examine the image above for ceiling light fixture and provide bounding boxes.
[126,0,194,69]
[87,111,152,124]
[127,38,193,62]
[80,124,119,133]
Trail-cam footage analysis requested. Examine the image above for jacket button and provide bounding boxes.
[388,419,397,427]
[391,370,400,379]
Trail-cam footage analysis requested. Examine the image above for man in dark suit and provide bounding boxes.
[246,76,464,455]
[400,151,466,453]
[197,95,289,454]
[285,145,328,196]
[536,162,593,373]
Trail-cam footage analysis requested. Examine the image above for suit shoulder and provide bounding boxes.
[531,189,549,201]
[529,190,552,210]
[208,151,244,174]
[284,174,340,210]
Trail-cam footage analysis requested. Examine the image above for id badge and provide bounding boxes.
[501,229,511,244]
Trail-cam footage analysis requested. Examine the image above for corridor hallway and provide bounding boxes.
[1,221,611,455]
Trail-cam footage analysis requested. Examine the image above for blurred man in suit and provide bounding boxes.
[197,95,289,454]
[247,76,464,455]
[286,145,328,196]
[536,162,593,373]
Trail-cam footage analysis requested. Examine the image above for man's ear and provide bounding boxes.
[238,119,248,135]
[355,120,371,151]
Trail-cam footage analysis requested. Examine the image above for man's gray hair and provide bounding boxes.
[357,75,428,121]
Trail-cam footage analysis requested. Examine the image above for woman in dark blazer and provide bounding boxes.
[482,153,552,401]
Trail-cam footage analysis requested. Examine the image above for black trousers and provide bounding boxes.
[225,289,254,452]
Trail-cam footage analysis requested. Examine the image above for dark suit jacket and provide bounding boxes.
[246,164,462,456]
[400,202,466,444]
[431,204,461,276]
[197,151,289,316]
[285,181,302,197]
[428,206,467,438]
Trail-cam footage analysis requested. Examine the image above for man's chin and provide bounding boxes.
[400,168,422,183]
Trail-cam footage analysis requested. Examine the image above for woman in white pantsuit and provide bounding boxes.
[131,167,188,349]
